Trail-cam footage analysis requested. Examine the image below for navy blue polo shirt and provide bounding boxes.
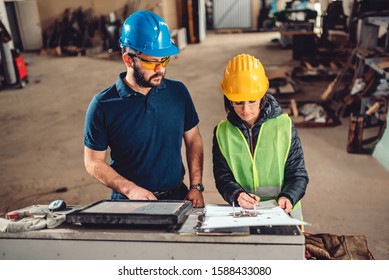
[84,72,199,192]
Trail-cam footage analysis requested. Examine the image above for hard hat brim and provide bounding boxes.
[141,43,180,57]
[120,40,180,57]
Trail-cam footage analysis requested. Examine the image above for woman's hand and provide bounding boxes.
[278,197,292,213]
[237,192,260,209]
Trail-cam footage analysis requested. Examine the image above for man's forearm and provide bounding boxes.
[186,139,204,184]
[85,159,135,195]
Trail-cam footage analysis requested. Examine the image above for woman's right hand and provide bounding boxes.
[237,192,260,209]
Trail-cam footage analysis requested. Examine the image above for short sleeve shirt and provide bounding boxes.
[84,72,199,192]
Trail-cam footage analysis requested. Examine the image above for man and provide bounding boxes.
[213,54,308,219]
[84,10,204,207]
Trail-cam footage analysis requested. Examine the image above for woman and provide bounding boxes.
[212,54,308,220]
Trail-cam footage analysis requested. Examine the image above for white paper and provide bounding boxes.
[201,200,308,229]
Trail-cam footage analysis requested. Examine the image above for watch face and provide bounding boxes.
[191,184,204,192]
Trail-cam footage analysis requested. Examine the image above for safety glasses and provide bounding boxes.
[231,100,260,108]
[131,54,170,70]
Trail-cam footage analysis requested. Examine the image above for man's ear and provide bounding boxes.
[123,53,133,67]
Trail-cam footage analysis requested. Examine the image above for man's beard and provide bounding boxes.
[133,63,165,88]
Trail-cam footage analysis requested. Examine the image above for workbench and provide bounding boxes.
[0,206,305,260]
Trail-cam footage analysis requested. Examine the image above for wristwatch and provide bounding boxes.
[190,183,204,192]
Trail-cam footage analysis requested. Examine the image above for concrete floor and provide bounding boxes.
[0,31,388,259]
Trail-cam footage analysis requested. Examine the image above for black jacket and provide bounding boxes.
[212,94,309,206]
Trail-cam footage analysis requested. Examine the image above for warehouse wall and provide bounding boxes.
[36,0,179,36]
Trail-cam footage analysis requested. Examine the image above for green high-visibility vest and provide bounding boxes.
[216,114,303,220]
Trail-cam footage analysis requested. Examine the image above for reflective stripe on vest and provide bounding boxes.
[216,114,303,221]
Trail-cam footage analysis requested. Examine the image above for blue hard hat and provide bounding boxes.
[119,10,179,57]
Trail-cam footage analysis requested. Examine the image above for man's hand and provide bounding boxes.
[185,189,204,207]
[123,185,158,200]
[278,196,292,213]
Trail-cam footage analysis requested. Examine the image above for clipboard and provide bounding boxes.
[200,201,308,229]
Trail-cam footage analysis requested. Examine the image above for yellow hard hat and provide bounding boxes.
[220,54,269,101]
